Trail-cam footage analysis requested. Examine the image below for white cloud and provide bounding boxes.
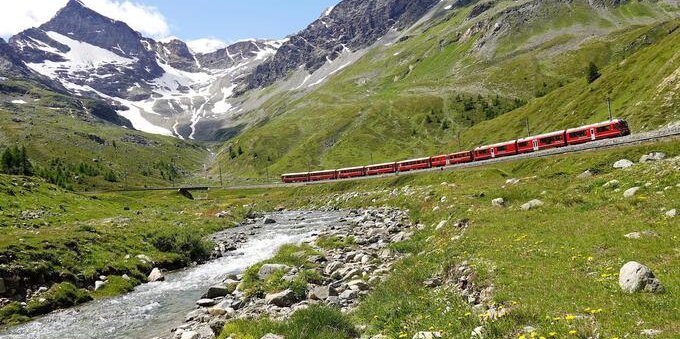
[0,0,170,39]
[186,38,228,54]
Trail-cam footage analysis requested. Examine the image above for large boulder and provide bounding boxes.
[308,285,338,300]
[180,331,199,339]
[196,298,217,307]
[618,261,664,293]
[613,159,634,169]
[148,268,164,282]
[491,198,505,207]
[205,285,231,298]
[258,264,291,280]
[265,289,298,307]
[520,199,544,211]
[623,187,640,198]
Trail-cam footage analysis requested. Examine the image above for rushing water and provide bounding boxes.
[1,211,348,339]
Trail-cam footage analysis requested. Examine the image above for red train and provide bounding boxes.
[281,119,630,183]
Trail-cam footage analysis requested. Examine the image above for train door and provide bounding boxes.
[532,139,539,151]
[490,148,496,158]
[590,128,596,141]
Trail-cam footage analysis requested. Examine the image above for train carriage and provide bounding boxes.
[566,119,630,145]
[337,166,366,179]
[281,172,310,183]
[517,130,567,154]
[309,170,337,182]
[366,162,397,176]
[473,140,518,161]
[397,157,431,172]
[447,151,474,165]
[430,155,448,167]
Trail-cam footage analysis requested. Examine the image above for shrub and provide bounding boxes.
[25,282,92,316]
[586,62,601,83]
[149,229,212,263]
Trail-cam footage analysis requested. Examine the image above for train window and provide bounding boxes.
[569,130,587,138]
[540,135,562,144]
[596,126,611,132]
[497,146,507,151]
[478,149,489,154]
[518,142,529,147]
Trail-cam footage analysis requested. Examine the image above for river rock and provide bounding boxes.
[258,264,291,280]
[520,199,544,210]
[180,331,199,339]
[196,298,217,307]
[613,159,634,169]
[205,285,230,298]
[413,332,442,339]
[347,280,369,291]
[324,261,343,275]
[263,216,277,224]
[339,289,358,300]
[491,198,505,207]
[209,318,227,336]
[308,285,337,300]
[618,261,665,293]
[623,187,640,198]
[640,152,665,163]
[148,268,164,282]
[94,280,107,291]
[265,289,297,307]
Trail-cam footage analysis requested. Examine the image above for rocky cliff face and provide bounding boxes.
[240,0,440,92]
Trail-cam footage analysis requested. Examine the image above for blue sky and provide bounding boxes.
[142,0,340,42]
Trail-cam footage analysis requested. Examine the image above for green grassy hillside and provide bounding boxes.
[213,0,680,182]
[0,80,208,190]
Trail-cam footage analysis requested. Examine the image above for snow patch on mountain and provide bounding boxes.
[187,38,228,54]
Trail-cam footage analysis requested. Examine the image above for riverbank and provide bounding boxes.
[173,208,413,339]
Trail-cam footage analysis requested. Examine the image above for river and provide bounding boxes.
[0,210,348,339]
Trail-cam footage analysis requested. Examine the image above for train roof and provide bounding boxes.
[517,130,565,142]
[566,119,623,132]
[309,169,336,174]
[474,140,516,150]
[398,157,431,163]
[366,162,397,167]
[338,166,365,171]
[282,172,309,177]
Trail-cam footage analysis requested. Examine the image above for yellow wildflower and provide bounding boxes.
[548,332,557,337]
[565,315,576,320]
[569,330,578,335]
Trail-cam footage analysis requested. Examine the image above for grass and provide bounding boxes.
[210,139,679,338]
[211,1,680,182]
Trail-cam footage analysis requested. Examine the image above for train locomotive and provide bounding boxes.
[282,119,630,183]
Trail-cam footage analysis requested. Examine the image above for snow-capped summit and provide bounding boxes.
[7,0,282,140]
[187,38,229,54]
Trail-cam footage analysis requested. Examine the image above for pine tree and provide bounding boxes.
[587,62,601,83]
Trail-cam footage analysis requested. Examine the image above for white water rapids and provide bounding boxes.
[1,211,348,339]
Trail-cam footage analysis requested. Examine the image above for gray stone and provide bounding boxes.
[412,332,442,339]
[324,261,344,275]
[640,329,662,336]
[471,326,485,338]
[205,285,230,298]
[423,277,442,288]
[308,285,338,300]
[261,334,284,339]
[624,231,658,239]
[136,254,152,264]
[265,289,298,307]
[665,209,676,218]
[603,180,620,188]
[209,318,227,336]
[619,261,664,293]
[347,280,369,291]
[263,216,277,224]
[624,187,641,198]
[148,267,164,282]
[577,170,593,179]
[121,274,130,280]
[196,298,217,307]
[180,331,199,339]
[94,280,107,291]
[520,199,544,211]
[258,264,291,280]
[491,198,505,207]
[339,289,359,300]
[613,159,634,169]
[640,152,666,163]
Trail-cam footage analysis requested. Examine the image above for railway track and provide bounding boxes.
[81,126,680,194]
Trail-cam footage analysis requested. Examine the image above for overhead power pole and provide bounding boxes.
[525,118,531,137]
[457,131,461,151]
[607,96,613,121]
